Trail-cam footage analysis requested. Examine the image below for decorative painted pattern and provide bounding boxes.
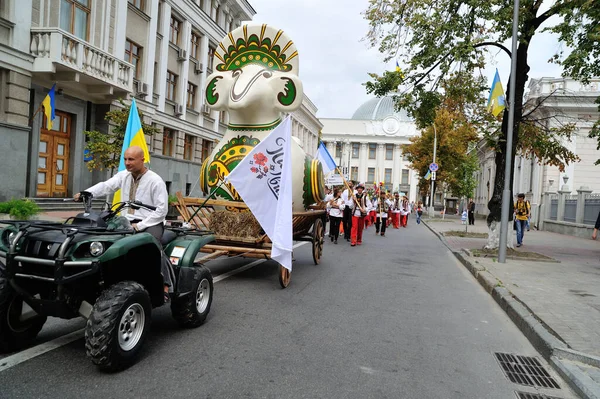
[227,118,281,132]
[201,135,261,201]
[303,156,326,208]
[215,24,297,72]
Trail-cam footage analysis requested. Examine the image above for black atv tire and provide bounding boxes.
[0,277,47,352]
[171,266,213,328]
[85,281,151,371]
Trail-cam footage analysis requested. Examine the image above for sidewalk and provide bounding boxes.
[423,216,600,399]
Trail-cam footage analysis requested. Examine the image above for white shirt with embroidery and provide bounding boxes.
[85,169,168,231]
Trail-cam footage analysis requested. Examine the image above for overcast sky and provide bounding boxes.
[246,0,563,119]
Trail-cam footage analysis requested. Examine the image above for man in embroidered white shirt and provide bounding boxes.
[74,146,173,301]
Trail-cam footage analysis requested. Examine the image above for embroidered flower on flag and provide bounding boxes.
[254,152,268,166]
[250,152,269,179]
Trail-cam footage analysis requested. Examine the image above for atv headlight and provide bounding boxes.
[89,241,105,257]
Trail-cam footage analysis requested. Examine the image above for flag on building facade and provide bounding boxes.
[42,84,56,130]
[424,170,431,180]
[315,142,337,175]
[226,117,293,271]
[487,69,506,117]
[113,98,151,205]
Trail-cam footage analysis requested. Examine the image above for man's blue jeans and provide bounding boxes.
[515,219,526,245]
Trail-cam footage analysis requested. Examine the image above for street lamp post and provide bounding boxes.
[429,124,437,218]
[498,0,520,263]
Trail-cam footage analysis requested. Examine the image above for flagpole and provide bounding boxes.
[187,178,226,223]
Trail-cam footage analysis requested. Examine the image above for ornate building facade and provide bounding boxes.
[320,96,422,202]
[473,77,600,227]
[0,0,321,202]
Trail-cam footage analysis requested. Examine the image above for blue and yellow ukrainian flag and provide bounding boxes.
[395,60,405,79]
[113,98,151,205]
[42,84,56,130]
[423,170,431,180]
[487,69,506,117]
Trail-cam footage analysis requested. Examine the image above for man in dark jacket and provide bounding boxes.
[592,210,600,240]
[468,199,475,225]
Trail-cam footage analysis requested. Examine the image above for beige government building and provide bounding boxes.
[0,0,321,203]
[320,96,423,203]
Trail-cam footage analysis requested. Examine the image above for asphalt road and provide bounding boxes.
[0,221,578,398]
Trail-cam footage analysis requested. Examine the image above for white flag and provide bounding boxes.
[225,117,293,271]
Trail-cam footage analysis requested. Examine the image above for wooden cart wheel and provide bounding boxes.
[312,218,324,265]
[278,264,291,289]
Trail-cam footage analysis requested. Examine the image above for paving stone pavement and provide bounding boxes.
[423,215,600,398]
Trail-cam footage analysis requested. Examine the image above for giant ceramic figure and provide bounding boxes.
[200,24,324,212]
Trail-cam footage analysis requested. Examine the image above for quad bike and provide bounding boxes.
[0,192,215,371]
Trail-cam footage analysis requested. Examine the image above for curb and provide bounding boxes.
[423,220,600,399]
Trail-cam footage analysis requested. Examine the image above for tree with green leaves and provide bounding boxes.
[364,0,598,248]
[84,99,158,176]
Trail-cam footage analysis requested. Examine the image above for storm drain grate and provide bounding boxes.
[494,352,560,389]
[515,392,564,399]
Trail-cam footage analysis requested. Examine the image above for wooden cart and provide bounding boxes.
[174,192,326,288]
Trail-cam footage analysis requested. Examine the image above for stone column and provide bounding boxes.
[359,143,367,183]
[576,186,592,224]
[392,144,401,190]
[156,1,171,112]
[178,20,192,119]
[377,143,385,184]
[556,186,570,222]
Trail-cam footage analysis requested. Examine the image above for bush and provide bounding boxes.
[0,199,41,219]
[168,194,179,205]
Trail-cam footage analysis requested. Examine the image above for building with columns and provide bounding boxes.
[320,96,421,202]
[0,0,321,202]
[473,77,600,227]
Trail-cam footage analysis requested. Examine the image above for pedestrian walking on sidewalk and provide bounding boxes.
[416,202,423,224]
[514,193,531,247]
[592,210,600,240]
[468,199,475,225]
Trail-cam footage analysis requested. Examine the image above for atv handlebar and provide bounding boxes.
[131,200,156,211]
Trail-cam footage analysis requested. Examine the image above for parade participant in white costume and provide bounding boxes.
[341,181,355,242]
[350,184,368,246]
[373,191,392,236]
[400,196,411,228]
[327,188,343,244]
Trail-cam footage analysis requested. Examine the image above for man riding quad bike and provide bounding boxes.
[0,192,215,371]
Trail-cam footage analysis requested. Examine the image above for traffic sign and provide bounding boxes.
[431,171,437,181]
[429,163,439,172]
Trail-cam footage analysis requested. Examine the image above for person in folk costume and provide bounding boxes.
[350,183,368,246]
[386,192,393,227]
[327,187,344,244]
[373,189,392,236]
[341,181,355,242]
[363,190,374,230]
[400,195,411,228]
[391,192,401,229]
[323,186,333,238]
[368,185,377,227]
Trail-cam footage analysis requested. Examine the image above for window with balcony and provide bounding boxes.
[368,143,376,159]
[166,70,177,101]
[125,40,142,80]
[351,167,358,182]
[402,169,409,185]
[183,135,194,161]
[169,16,181,45]
[187,82,197,109]
[367,168,375,184]
[351,143,359,158]
[190,32,201,59]
[207,46,215,71]
[128,0,144,12]
[386,144,394,160]
[60,0,90,41]
[163,128,175,157]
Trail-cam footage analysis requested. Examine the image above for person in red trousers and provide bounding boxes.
[351,183,367,246]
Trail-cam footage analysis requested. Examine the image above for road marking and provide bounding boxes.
[0,328,85,373]
[0,241,309,372]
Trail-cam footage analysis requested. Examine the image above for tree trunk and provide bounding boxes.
[485,40,531,250]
